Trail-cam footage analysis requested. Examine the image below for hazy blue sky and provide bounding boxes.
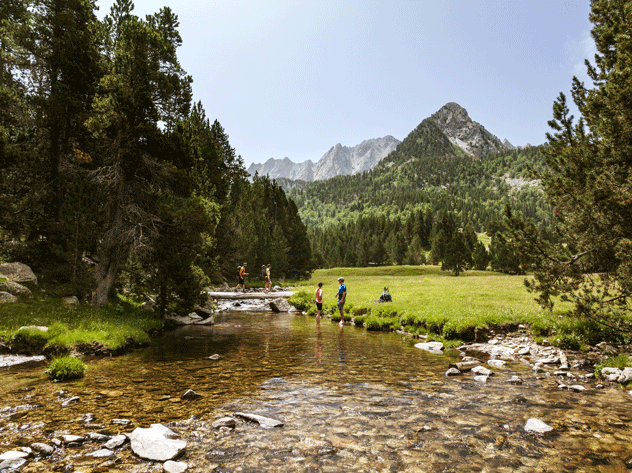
[96,0,595,167]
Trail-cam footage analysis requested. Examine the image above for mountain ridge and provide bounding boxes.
[247,135,401,182]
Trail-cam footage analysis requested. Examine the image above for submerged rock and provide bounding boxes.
[524,418,553,434]
[235,412,284,428]
[212,417,236,429]
[181,389,202,400]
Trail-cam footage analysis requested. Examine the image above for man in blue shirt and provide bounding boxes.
[337,277,347,325]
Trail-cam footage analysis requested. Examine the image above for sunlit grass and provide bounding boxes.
[290,265,612,345]
[0,293,162,351]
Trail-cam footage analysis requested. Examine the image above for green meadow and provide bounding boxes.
[0,292,163,354]
[290,265,620,349]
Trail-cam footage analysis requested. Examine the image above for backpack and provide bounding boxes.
[261,265,267,278]
[237,266,242,276]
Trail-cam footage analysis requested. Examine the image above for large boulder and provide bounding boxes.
[126,424,187,462]
[269,298,295,313]
[0,281,33,300]
[0,292,18,303]
[0,262,38,285]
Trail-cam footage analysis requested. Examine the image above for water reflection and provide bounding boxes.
[1,312,632,472]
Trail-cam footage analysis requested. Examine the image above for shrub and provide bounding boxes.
[353,315,366,327]
[554,333,582,351]
[330,313,342,323]
[595,354,632,377]
[365,316,397,332]
[288,290,313,312]
[45,356,86,381]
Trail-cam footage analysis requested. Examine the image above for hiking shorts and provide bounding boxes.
[316,302,323,311]
[337,300,345,311]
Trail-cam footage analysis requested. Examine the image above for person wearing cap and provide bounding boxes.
[236,263,249,291]
[336,277,347,325]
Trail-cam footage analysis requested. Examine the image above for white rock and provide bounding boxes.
[164,460,188,473]
[524,418,553,434]
[0,451,29,461]
[126,424,187,462]
[471,366,493,377]
[444,368,461,376]
[414,342,444,353]
[568,385,587,392]
[234,412,284,428]
[104,435,126,450]
[89,448,114,458]
[473,375,488,383]
[487,360,506,368]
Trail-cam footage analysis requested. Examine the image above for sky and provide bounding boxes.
[95,0,596,167]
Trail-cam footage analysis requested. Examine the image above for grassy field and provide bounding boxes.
[0,291,163,354]
[289,265,618,349]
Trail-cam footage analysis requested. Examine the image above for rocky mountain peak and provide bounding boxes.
[431,102,506,158]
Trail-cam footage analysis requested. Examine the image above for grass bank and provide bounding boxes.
[0,288,163,356]
[289,266,622,349]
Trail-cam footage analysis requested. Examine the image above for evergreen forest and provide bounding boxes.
[0,0,312,315]
[286,117,554,271]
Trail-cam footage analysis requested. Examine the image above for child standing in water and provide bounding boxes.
[315,282,323,320]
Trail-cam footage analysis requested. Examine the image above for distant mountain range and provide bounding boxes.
[247,136,401,182]
[247,102,533,182]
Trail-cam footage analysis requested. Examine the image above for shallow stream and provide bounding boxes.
[2,311,632,472]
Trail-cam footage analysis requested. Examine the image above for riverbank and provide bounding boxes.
[290,266,630,356]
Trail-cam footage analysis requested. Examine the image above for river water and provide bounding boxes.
[2,311,632,472]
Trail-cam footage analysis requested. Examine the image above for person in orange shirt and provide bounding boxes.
[236,263,248,291]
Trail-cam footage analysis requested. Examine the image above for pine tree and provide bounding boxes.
[507,0,632,333]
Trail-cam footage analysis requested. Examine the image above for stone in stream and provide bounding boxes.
[234,412,284,428]
[181,389,202,400]
[414,342,444,353]
[473,375,488,383]
[524,418,553,434]
[269,298,295,313]
[31,443,54,456]
[507,376,523,385]
[208,354,221,360]
[471,366,493,377]
[444,368,461,377]
[0,451,29,461]
[88,448,114,458]
[487,359,506,368]
[212,417,236,429]
[449,360,480,371]
[164,460,188,473]
[126,424,187,462]
[104,435,127,450]
[61,434,84,445]
[0,458,27,471]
